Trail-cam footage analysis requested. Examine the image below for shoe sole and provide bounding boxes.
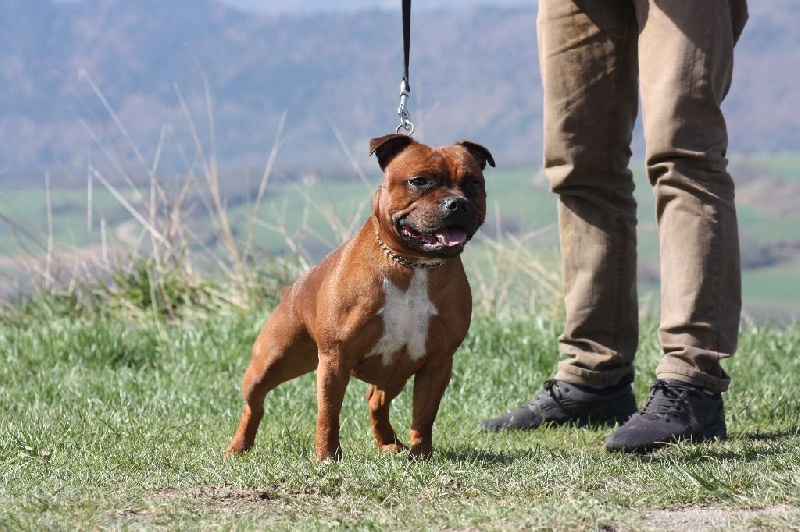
[605,421,728,453]
[478,400,637,432]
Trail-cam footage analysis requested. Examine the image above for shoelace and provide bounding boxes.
[542,379,558,394]
[639,380,695,418]
[521,380,560,410]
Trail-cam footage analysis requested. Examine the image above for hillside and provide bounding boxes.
[1,0,799,180]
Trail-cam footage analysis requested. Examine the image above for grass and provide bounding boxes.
[2,294,800,529]
[743,258,800,313]
[755,153,800,182]
[6,154,800,319]
[2,91,799,529]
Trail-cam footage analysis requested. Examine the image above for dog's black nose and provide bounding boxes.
[442,196,470,212]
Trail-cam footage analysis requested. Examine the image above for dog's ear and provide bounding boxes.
[457,140,495,170]
[369,134,417,171]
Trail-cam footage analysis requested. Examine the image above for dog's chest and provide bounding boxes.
[367,270,439,365]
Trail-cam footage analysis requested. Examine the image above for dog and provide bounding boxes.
[225,134,494,460]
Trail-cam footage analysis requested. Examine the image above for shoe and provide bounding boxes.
[477,376,637,432]
[605,379,727,453]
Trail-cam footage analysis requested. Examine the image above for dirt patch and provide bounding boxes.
[185,483,282,511]
[130,486,800,530]
[148,483,320,515]
[620,505,800,531]
[104,484,300,529]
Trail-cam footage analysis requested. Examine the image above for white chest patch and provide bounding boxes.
[368,270,439,365]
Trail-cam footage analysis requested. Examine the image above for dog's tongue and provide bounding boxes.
[435,228,468,247]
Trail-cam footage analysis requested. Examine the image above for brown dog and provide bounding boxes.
[225,134,494,460]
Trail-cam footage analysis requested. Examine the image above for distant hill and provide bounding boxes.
[1,0,799,180]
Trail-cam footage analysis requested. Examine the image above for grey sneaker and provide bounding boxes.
[478,376,637,432]
[605,379,727,453]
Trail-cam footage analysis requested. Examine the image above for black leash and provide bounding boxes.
[396,0,414,135]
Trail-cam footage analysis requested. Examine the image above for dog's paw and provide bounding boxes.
[224,442,248,456]
[313,446,344,463]
[377,442,408,454]
[408,443,433,460]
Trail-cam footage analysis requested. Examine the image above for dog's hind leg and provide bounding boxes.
[365,382,407,453]
[225,312,317,455]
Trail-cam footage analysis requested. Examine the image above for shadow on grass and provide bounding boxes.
[737,427,800,441]
[628,428,800,463]
[438,445,540,465]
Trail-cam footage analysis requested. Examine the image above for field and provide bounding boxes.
[2,153,799,320]
[2,288,800,529]
[1,153,800,529]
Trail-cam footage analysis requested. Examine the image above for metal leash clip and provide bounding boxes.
[396,80,414,135]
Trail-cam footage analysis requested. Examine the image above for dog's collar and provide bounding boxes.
[375,230,444,270]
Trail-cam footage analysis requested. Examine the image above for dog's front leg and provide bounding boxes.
[314,355,350,461]
[366,382,407,453]
[409,357,454,459]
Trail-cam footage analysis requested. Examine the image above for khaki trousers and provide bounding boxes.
[540,0,748,393]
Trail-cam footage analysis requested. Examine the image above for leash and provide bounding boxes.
[396,0,414,135]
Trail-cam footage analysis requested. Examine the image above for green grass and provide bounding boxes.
[1,148,799,528]
[6,154,800,318]
[742,258,800,318]
[0,185,121,250]
[2,296,800,529]
[742,212,800,241]
[754,153,800,182]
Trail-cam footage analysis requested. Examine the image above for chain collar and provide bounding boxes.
[375,230,444,270]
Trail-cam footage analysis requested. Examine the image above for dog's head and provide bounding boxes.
[369,134,494,260]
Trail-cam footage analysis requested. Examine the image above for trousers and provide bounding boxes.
[540,0,748,393]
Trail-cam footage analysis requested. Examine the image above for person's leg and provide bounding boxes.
[480,0,640,431]
[606,0,747,452]
[544,0,641,388]
[643,0,745,393]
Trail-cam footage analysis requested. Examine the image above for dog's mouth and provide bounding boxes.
[396,219,472,256]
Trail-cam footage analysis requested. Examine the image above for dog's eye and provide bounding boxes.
[466,179,484,193]
[408,176,430,188]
